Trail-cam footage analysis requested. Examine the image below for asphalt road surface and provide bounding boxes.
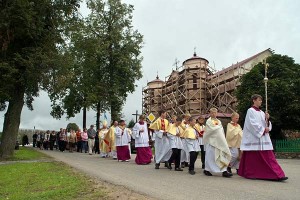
[39,149,299,200]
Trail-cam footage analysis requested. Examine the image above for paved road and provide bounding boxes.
[39,149,300,200]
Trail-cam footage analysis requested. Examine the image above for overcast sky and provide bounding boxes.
[1,0,300,131]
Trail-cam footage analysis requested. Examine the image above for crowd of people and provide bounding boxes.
[31,94,288,182]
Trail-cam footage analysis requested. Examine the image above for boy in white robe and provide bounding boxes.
[149,110,171,169]
[180,113,191,168]
[182,118,200,175]
[194,116,206,169]
[226,112,243,174]
[166,117,184,171]
[203,108,232,178]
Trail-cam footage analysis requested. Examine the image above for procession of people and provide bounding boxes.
[31,94,288,182]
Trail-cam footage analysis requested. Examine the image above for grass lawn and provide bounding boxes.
[9,146,50,161]
[0,147,108,200]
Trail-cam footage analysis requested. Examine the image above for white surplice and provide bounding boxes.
[132,122,150,148]
[167,127,183,149]
[185,129,201,152]
[153,130,171,163]
[240,107,273,151]
[115,127,131,147]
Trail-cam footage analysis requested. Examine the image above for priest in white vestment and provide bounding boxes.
[239,94,287,181]
[132,115,152,165]
[203,108,232,178]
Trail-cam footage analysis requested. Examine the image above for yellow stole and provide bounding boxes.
[167,124,183,136]
[182,127,197,139]
[194,123,205,137]
[149,117,169,131]
[180,120,188,130]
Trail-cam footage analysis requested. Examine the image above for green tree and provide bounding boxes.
[127,119,135,128]
[50,0,143,124]
[0,0,81,159]
[236,54,300,139]
[66,123,79,132]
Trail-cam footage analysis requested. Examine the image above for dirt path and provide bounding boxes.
[38,148,300,200]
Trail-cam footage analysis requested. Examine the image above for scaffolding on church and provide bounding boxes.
[142,48,274,119]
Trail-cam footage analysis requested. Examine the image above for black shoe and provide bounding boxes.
[166,162,172,170]
[204,170,213,176]
[175,168,183,171]
[164,161,168,168]
[189,170,195,175]
[155,163,160,169]
[181,163,185,168]
[185,162,189,167]
[277,177,288,181]
[222,171,232,178]
[227,167,232,174]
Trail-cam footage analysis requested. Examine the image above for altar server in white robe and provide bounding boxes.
[226,112,243,174]
[115,120,131,162]
[182,118,200,175]
[238,94,287,181]
[194,116,206,169]
[149,110,171,169]
[180,113,191,168]
[203,108,232,178]
[166,117,184,171]
[132,115,152,165]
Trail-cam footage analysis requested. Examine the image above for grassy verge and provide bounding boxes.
[9,146,50,161]
[0,147,108,200]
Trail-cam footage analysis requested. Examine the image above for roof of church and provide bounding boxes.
[183,52,209,65]
[148,75,164,84]
[209,48,273,78]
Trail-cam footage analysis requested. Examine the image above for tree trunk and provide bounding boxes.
[110,101,121,122]
[0,86,25,159]
[96,102,100,130]
[83,106,87,129]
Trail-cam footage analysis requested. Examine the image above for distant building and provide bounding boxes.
[142,48,273,119]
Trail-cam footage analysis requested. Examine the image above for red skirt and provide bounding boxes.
[238,150,285,180]
[116,146,131,161]
[135,147,152,165]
